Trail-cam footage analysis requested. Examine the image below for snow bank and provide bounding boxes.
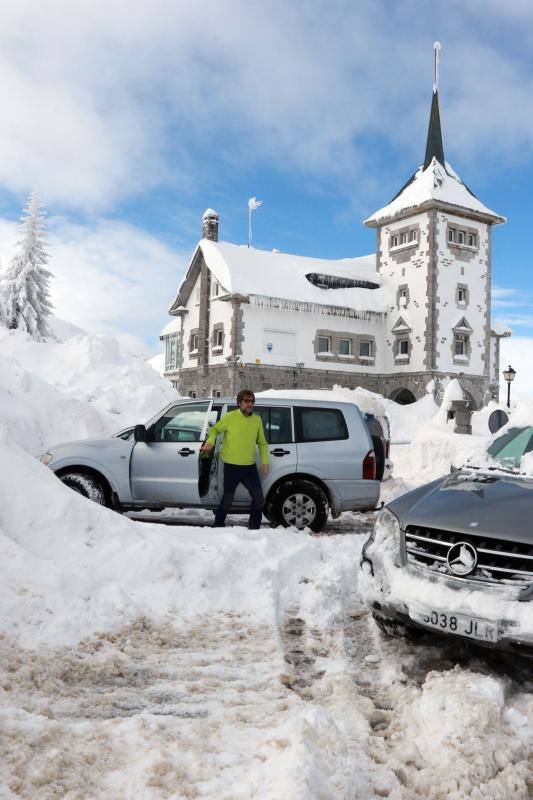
[0,326,176,454]
[0,441,361,649]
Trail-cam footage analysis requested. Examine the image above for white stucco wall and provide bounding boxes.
[378,211,431,373]
[181,274,201,369]
[240,304,387,373]
[435,212,488,376]
[208,294,233,365]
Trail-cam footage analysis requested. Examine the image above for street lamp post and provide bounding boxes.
[502,365,516,410]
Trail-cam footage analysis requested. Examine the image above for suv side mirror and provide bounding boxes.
[134,424,147,443]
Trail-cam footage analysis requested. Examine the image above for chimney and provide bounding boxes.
[202,208,219,241]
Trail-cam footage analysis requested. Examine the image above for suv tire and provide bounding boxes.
[268,479,328,533]
[60,472,106,506]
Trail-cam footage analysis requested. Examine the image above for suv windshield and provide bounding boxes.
[486,426,533,469]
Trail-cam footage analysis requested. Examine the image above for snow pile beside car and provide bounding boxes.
[0,440,390,798]
[0,441,362,648]
[0,325,175,454]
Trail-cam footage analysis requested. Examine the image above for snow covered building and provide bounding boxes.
[162,79,506,408]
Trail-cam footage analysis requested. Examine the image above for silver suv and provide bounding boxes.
[40,396,380,532]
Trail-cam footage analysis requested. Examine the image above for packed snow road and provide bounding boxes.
[2,510,532,798]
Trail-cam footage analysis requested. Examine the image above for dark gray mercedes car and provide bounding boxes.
[360,424,533,656]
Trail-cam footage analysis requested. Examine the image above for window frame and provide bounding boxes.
[339,338,352,356]
[318,335,331,353]
[189,332,199,353]
[454,333,467,356]
[359,340,372,358]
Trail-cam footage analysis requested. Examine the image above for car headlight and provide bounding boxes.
[372,507,400,546]
[39,452,53,466]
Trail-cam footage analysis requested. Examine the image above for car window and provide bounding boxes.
[255,406,292,444]
[487,426,533,467]
[295,407,348,442]
[227,405,292,444]
[152,402,212,443]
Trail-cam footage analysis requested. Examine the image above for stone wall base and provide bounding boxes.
[176,364,492,408]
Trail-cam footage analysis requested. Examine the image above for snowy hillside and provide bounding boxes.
[0,324,176,454]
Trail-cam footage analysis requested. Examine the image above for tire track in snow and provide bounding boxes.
[0,614,305,799]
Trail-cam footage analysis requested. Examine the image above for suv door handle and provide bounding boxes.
[178,448,195,456]
[270,448,291,456]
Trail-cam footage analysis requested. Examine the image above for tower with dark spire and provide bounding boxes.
[364,42,505,408]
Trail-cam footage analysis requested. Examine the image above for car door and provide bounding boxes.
[294,405,361,480]
[130,400,216,506]
[228,404,297,506]
[198,403,225,504]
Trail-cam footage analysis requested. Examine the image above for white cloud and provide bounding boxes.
[0,214,188,354]
[1,2,533,210]
[500,336,533,401]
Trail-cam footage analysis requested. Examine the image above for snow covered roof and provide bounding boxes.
[365,89,505,226]
[160,317,181,337]
[491,323,512,337]
[365,158,505,225]
[170,239,390,316]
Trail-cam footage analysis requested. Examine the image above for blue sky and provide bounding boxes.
[1,0,533,359]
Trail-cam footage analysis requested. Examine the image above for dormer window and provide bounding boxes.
[468,233,476,247]
[457,230,465,245]
[211,280,220,298]
[391,235,399,248]
[400,232,408,244]
[409,230,417,242]
[448,228,455,242]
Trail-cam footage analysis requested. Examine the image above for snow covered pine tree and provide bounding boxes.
[1,192,53,340]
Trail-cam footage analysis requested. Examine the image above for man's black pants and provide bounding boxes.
[213,463,264,529]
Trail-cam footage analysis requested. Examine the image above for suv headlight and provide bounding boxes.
[372,507,400,546]
[39,452,53,466]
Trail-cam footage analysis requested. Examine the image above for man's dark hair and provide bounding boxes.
[237,389,255,404]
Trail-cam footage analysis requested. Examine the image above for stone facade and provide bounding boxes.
[176,361,489,409]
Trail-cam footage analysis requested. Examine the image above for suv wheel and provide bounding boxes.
[269,479,328,533]
[60,472,106,506]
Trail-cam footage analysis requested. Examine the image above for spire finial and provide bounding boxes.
[433,41,442,93]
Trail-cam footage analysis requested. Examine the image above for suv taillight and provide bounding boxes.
[363,450,376,480]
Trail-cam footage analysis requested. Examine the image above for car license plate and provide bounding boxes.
[410,607,498,643]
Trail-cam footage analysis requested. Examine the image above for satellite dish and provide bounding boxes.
[488,409,509,434]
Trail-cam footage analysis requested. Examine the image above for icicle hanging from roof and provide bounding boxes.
[249,294,384,323]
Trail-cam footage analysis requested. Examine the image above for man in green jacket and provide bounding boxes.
[200,389,269,529]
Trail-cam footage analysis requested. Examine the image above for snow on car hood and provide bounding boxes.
[390,469,533,545]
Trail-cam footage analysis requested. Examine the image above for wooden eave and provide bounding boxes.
[168,244,202,315]
[365,199,506,229]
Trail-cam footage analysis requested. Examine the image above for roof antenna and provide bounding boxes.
[433,41,442,93]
